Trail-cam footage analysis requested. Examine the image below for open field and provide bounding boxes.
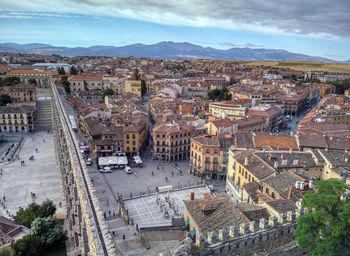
[237,61,350,73]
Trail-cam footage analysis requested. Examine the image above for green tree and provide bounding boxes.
[57,67,65,75]
[70,65,78,75]
[294,178,350,256]
[0,94,12,106]
[83,80,88,91]
[28,78,37,85]
[61,76,70,94]
[134,68,140,80]
[102,88,114,98]
[14,235,42,256]
[13,199,56,228]
[31,217,67,247]
[141,79,147,97]
[0,246,16,256]
[0,76,20,86]
[207,87,231,101]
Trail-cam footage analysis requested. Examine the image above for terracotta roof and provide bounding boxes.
[184,194,249,234]
[253,133,298,150]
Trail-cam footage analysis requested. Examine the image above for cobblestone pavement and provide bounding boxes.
[0,132,64,218]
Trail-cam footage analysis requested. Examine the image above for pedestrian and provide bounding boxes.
[171,171,174,177]
[151,171,154,176]
[123,234,125,240]
[165,177,168,182]
[43,139,45,143]
[91,178,94,184]
[33,193,36,198]
[106,200,109,206]
[3,196,5,201]
[112,231,115,236]
[104,212,106,219]
[109,210,111,216]
[59,202,62,207]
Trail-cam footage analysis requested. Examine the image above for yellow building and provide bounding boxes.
[7,69,58,87]
[208,99,251,120]
[0,84,36,103]
[68,75,103,92]
[0,105,35,133]
[124,80,141,97]
[123,119,148,156]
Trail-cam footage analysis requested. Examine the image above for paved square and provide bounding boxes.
[123,186,209,227]
[0,132,64,218]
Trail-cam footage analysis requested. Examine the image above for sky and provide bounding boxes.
[0,0,350,61]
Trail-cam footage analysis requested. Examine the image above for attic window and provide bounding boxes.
[281,160,288,166]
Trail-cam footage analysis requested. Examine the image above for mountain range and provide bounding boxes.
[0,41,345,63]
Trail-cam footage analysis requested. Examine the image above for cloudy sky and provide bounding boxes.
[1,0,350,60]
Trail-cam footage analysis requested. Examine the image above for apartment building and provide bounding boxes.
[0,84,36,103]
[226,149,322,200]
[124,80,141,97]
[277,93,308,115]
[209,99,251,120]
[0,105,35,133]
[190,135,234,179]
[68,75,103,92]
[152,122,207,162]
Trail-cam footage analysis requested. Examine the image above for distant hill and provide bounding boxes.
[0,41,340,62]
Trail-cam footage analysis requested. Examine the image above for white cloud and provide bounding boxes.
[1,0,349,39]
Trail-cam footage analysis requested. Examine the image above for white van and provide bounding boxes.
[99,167,112,173]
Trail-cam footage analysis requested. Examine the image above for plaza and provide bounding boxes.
[0,131,64,218]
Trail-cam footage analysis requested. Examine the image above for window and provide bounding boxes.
[213,157,218,164]
[205,165,209,171]
[213,165,217,171]
[214,149,218,154]
[206,149,210,154]
[205,157,210,163]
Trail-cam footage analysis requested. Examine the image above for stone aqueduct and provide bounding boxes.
[50,77,117,256]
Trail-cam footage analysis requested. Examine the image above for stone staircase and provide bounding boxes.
[35,99,53,131]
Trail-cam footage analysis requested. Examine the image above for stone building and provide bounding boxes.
[0,105,35,133]
[190,135,234,179]
[152,121,207,161]
[0,84,36,103]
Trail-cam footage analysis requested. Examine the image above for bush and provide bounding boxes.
[13,199,56,228]
[31,217,67,247]
[0,246,16,256]
[14,235,42,256]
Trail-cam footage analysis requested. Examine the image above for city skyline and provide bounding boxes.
[0,0,350,61]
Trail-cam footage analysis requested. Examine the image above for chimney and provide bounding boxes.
[281,154,284,159]
[274,161,278,169]
[309,180,313,189]
[300,181,305,190]
[190,192,195,201]
[295,181,300,189]
[245,157,249,166]
[277,144,280,150]
[345,157,349,163]
[289,148,293,154]
[330,136,333,140]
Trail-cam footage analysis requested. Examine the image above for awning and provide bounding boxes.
[189,228,196,238]
[185,218,189,227]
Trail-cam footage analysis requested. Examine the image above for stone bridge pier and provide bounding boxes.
[51,77,117,256]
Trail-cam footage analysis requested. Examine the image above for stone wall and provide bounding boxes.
[51,77,117,256]
[162,209,305,256]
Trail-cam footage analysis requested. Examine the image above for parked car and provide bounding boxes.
[99,167,112,173]
[124,166,132,174]
[86,158,92,166]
